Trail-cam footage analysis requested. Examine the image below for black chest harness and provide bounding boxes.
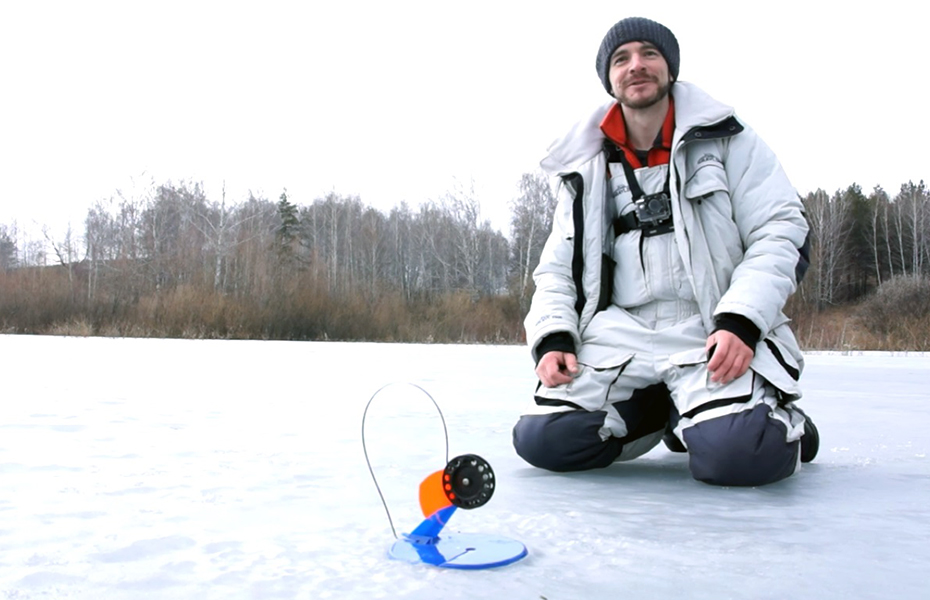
[604,140,675,238]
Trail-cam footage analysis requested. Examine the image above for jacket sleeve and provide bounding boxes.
[715,124,809,335]
[523,176,584,361]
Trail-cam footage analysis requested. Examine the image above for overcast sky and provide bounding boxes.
[1,1,925,239]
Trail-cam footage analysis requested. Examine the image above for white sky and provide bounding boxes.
[1,1,926,239]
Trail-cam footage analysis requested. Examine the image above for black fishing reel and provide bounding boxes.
[442,454,495,509]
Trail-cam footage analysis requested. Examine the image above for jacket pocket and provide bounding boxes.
[683,161,742,264]
[684,162,729,201]
[669,346,756,418]
[535,354,634,412]
[668,347,708,368]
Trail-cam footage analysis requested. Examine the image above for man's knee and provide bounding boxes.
[513,411,622,472]
[683,403,799,486]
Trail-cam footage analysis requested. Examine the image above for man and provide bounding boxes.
[512,17,818,486]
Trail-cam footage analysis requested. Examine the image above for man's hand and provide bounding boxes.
[705,330,754,384]
[536,351,579,388]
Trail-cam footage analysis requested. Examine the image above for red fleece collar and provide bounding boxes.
[600,96,675,169]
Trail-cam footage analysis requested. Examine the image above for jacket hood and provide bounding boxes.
[540,81,736,176]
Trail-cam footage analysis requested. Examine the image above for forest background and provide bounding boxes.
[1,173,929,351]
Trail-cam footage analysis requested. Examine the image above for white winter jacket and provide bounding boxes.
[525,82,809,399]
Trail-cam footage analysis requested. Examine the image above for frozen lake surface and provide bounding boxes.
[1,335,928,599]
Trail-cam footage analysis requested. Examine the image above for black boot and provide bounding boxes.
[794,406,819,463]
[662,428,687,453]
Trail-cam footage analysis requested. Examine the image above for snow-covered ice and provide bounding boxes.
[1,335,928,599]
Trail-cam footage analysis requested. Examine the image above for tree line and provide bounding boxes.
[1,176,928,349]
[802,181,930,307]
[0,174,555,342]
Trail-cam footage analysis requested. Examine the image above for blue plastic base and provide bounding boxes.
[389,533,528,570]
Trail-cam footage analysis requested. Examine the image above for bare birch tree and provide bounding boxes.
[804,189,851,308]
[510,171,556,305]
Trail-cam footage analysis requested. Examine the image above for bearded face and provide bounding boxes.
[608,41,673,109]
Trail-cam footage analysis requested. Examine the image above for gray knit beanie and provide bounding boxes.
[596,17,680,95]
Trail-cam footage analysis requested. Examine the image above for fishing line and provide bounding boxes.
[361,382,450,539]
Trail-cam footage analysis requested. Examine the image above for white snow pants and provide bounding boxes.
[517,301,805,485]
